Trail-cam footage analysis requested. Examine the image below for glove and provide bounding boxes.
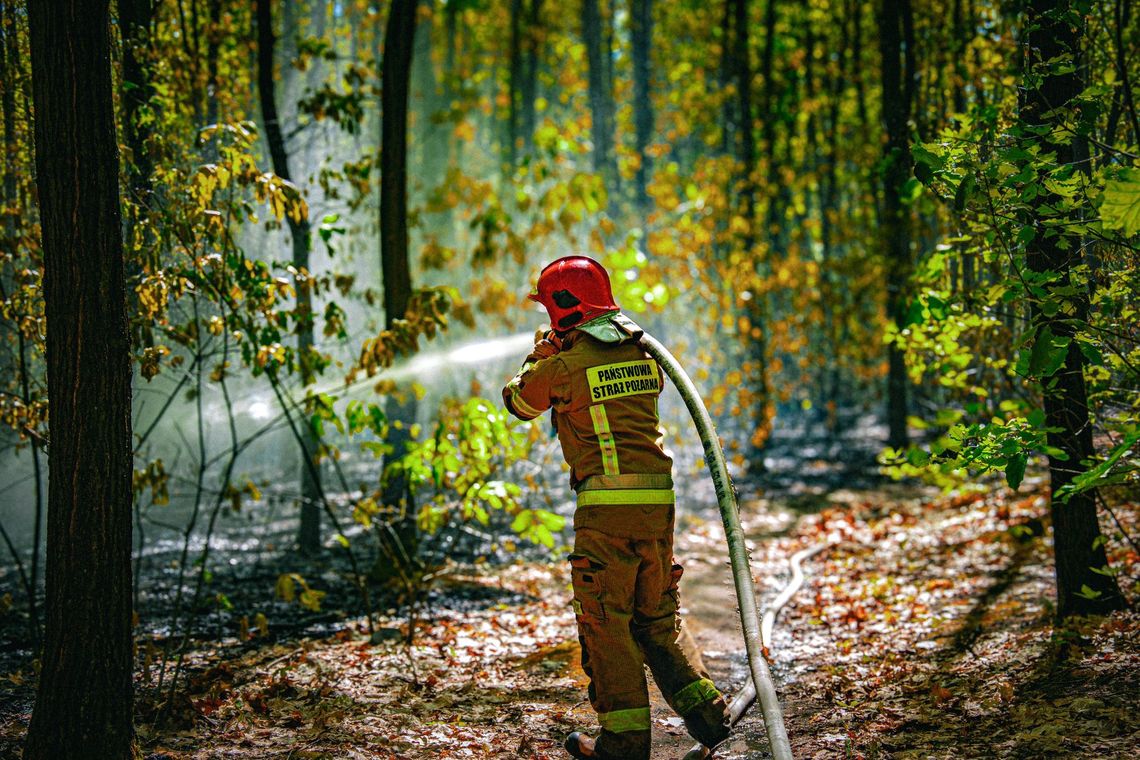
[529,328,563,360]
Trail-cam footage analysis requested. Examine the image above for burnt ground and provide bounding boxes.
[0,417,1138,758]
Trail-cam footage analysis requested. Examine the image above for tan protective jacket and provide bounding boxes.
[502,315,673,496]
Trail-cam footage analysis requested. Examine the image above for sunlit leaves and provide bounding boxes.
[352,287,456,380]
[132,459,170,506]
[390,397,561,549]
[275,573,326,612]
[1101,169,1140,236]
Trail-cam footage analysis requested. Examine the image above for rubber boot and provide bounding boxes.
[683,695,731,750]
[564,729,651,760]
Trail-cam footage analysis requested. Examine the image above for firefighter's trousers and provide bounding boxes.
[570,500,724,760]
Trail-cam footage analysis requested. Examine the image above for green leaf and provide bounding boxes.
[1101,168,1140,235]
[1074,584,1103,600]
[1076,339,1104,367]
[900,177,924,205]
[1060,429,1140,499]
[1025,325,1072,378]
[1005,452,1027,490]
[954,174,976,211]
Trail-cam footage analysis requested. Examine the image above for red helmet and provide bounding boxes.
[528,255,620,330]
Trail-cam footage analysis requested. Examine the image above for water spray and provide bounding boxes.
[638,333,795,760]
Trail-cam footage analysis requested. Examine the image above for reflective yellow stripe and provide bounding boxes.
[577,489,675,506]
[673,678,721,716]
[589,404,620,475]
[509,387,544,419]
[598,706,651,733]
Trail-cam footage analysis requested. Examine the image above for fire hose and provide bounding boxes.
[638,333,795,760]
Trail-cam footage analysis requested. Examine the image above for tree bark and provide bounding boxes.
[24,1,134,757]
[521,0,543,158]
[760,0,780,235]
[631,0,653,209]
[380,0,419,563]
[879,0,913,448]
[732,0,772,470]
[1020,0,1124,619]
[257,0,322,556]
[582,0,616,190]
[507,0,522,165]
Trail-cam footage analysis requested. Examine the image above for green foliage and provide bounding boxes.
[275,573,327,612]
[1100,168,1140,236]
[892,22,1140,502]
[391,398,564,549]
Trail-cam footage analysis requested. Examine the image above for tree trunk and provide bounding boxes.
[719,0,736,156]
[24,1,134,757]
[507,0,522,165]
[1020,0,1124,619]
[205,0,222,131]
[257,0,322,556]
[760,0,780,236]
[631,0,653,209]
[879,0,913,448]
[521,0,543,158]
[380,0,419,566]
[582,0,617,191]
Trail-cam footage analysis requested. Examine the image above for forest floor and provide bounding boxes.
[1,464,1138,758]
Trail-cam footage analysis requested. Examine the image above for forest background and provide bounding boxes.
[0,0,1138,757]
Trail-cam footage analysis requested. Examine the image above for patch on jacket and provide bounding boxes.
[586,360,661,402]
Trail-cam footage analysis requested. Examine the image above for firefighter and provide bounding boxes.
[502,256,732,759]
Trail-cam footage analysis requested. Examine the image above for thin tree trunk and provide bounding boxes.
[719,0,736,156]
[25,1,134,756]
[879,0,913,448]
[761,0,781,236]
[1020,0,1124,619]
[631,0,654,208]
[507,0,522,165]
[257,0,322,555]
[205,0,221,130]
[732,0,772,468]
[582,0,617,190]
[521,0,543,157]
[380,0,419,563]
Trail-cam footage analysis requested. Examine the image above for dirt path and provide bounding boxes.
[3,479,1136,759]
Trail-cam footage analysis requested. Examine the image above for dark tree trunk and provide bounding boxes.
[521,0,543,157]
[1020,0,1124,619]
[760,0,788,241]
[879,0,913,448]
[380,0,419,562]
[732,0,771,469]
[24,1,134,757]
[735,0,757,243]
[257,0,322,556]
[205,0,222,130]
[631,0,653,209]
[582,0,617,190]
[383,0,416,323]
[719,0,736,155]
[851,0,868,131]
[507,0,522,165]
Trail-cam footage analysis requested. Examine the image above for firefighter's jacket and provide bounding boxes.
[502,313,674,534]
